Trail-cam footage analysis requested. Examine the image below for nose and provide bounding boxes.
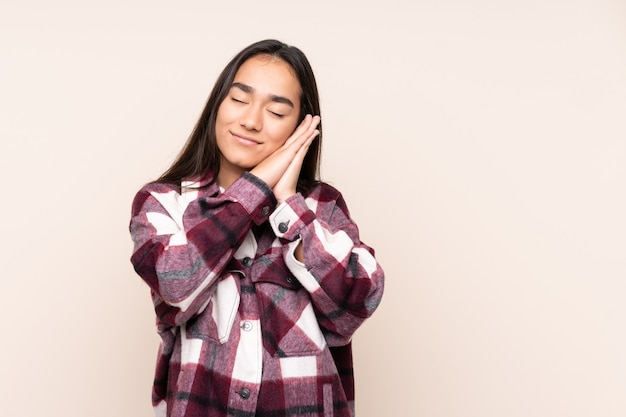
[240,105,262,131]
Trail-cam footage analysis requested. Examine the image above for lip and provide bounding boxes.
[231,131,261,146]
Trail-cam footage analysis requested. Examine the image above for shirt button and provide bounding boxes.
[286,276,294,284]
[239,388,251,399]
[262,206,270,216]
[278,222,289,233]
[242,257,252,267]
[241,321,253,331]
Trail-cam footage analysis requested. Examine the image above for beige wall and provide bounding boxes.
[1,1,625,416]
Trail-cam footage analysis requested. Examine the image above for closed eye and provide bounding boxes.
[231,97,247,104]
[268,110,285,118]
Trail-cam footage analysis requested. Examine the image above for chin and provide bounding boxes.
[222,152,259,170]
[234,158,259,169]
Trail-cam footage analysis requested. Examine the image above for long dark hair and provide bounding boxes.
[157,39,322,194]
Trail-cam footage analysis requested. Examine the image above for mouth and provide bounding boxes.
[231,131,261,146]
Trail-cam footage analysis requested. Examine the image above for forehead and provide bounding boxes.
[233,55,301,101]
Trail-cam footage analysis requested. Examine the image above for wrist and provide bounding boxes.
[275,190,296,205]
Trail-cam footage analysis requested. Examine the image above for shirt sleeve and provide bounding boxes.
[268,185,385,346]
[129,173,276,330]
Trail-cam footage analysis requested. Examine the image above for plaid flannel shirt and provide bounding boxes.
[129,172,384,417]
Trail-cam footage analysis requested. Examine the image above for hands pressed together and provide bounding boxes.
[250,114,321,203]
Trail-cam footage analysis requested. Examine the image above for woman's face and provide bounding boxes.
[215,54,301,185]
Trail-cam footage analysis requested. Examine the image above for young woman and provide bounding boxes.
[129,39,384,417]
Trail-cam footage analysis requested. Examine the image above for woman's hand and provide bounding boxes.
[250,114,320,203]
[272,115,320,203]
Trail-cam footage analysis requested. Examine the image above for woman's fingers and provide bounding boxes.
[272,126,320,203]
[250,114,320,190]
[284,114,320,149]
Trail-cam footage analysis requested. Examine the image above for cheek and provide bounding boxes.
[215,102,231,125]
[272,119,298,144]
[269,132,290,151]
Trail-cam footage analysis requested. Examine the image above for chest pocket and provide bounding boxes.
[186,273,241,344]
[252,253,326,357]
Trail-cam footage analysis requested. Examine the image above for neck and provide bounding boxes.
[217,163,245,190]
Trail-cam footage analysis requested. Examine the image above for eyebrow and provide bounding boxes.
[231,82,295,108]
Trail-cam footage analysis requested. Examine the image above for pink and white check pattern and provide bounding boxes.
[130,172,384,417]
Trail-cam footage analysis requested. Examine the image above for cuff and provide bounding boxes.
[224,172,277,225]
[269,193,316,240]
